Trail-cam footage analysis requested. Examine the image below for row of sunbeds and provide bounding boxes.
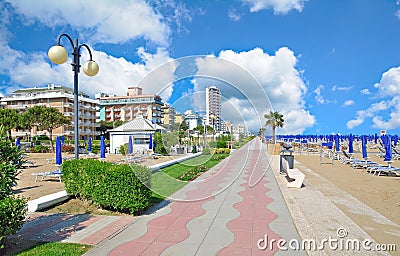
[337,150,400,176]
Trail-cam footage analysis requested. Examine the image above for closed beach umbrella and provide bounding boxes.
[361,135,368,159]
[334,134,340,152]
[384,135,392,162]
[394,135,398,147]
[100,136,106,159]
[348,134,354,154]
[149,134,153,150]
[128,136,133,155]
[88,137,92,153]
[56,136,62,166]
[15,137,20,148]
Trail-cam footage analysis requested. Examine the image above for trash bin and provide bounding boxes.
[280,149,294,173]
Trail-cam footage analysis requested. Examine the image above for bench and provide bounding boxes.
[282,158,305,188]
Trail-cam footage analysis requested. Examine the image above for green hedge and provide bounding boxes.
[62,159,152,214]
[0,127,27,248]
[0,196,26,247]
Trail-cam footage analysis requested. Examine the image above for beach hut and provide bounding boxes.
[108,116,166,154]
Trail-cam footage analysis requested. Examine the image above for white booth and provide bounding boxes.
[109,117,166,154]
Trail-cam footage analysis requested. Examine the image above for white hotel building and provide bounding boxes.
[0,84,99,140]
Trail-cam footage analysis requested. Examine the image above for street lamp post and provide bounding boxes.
[48,33,99,159]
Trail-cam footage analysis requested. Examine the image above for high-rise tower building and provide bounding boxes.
[205,86,221,131]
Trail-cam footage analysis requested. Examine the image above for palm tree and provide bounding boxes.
[264,111,284,144]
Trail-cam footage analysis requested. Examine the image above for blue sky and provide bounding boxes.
[1,0,400,135]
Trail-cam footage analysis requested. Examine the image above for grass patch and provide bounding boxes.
[150,154,229,204]
[1,239,91,256]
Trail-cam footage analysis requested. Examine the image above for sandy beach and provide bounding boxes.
[294,150,400,226]
[13,153,182,201]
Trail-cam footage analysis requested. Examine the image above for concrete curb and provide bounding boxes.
[148,152,202,172]
[27,190,70,212]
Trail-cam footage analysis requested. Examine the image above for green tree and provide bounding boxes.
[153,132,168,155]
[97,120,123,139]
[0,126,27,247]
[0,109,19,140]
[258,128,266,137]
[26,106,70,152]
[264,111,284,144]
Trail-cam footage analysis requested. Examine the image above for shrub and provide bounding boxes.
[216,148,230,154]
[202,148,211,155]
[62,145,74,153]
[62,159,152,214]
[32,145,50,153]
[179,165,209,181]
[91,145,100,154]
[0,196,26,248]
[0,126,26,248]
[119,143,128,156]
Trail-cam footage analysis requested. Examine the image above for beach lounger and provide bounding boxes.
[121,156,144,164]
[366,165,400,176]
[376,147,386,158]
[340,150,378,168]
[319,148,334,165]
[33,169,62,182]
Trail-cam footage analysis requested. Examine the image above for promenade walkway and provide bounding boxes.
[85,138,302,255]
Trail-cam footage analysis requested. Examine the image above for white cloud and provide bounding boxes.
[360,88,371,95]
[348,66,400,130]
[313,85,327,104]
[0,42,177,101]
[343,100,354,107]
[371,96,400,129]
[190,47,315,134]
[346,100,390,129]
[346,118,363,129]
[5,0,171,45]
[373,67,400,97]
[332,85,352,91]
[396,9,400,20]
[228,9,242,21]
[241,0,306,14]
